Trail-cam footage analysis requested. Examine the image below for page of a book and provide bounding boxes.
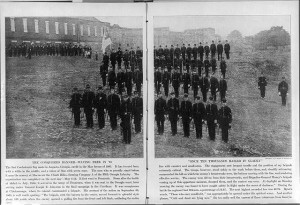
[147,1,299,204]
[0,3,147,204]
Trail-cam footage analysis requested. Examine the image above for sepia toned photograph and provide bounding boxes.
[154,15,291,158]
[5,16,144,158]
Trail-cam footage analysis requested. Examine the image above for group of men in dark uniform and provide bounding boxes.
[69,85,143,144]
[6,42,93,59]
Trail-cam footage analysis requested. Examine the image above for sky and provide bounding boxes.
[154,15,290,38]
[96,17,143,28]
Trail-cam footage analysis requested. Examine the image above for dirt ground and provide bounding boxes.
[155,51,292,158]
[6,56,143,159]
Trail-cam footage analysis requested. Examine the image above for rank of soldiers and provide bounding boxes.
[69,85,143,144]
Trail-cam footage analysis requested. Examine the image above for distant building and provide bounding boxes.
[5,17,143,53]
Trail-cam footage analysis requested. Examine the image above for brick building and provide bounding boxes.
[5,17,143,53]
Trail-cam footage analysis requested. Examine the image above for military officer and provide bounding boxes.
[154,67,163,94]
[211,57,217,74]
[198,42,204,62]
[204,56,211,77]
[175,44,181,59]
[192,44,198,60]
[186,44,192,60]
[181,44,187,60]
[125,67,133,96]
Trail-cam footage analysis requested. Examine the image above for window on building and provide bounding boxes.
[64,23,68,35]
[94,26,97,36]
[45,21,49,34]
[80,25,83,36]
[10,18,15,32]
[87,26,90,36]
[72,24,76,35]
[23,18,28,33]
[34,19,39,33]
[55,22,59,34]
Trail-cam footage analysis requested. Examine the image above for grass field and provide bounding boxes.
[155,50,292,158]
[6,56,143,158]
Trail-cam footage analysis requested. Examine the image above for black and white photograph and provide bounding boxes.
[154,15,291,158]
[5,16,144,158]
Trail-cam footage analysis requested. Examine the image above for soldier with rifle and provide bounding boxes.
[119,94,132,144]
[69,87,82,128]
[192,96,206,139]
[93,86,107,129]
[155,92,167,135]
[82,84,95,129]
[167,92,180,136]
[107,88,121,131]
[206,97,218,141]
[132,91,143,133]
[218,98,232,143]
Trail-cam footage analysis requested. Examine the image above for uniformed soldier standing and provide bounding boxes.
[278,76,289,106]
[217,41,223,61]
[123,49,130,70]
[167,92,180,136]
[204,57,211,77]
[108,66,117,90]
[210,73,219,101]
[175,44,181,60]
[224,40,230,59]
[132,91,143,133]
[133,67,143,96]
[100,63,108,87]
[206,97,218,141]
[117,67,126,94]
[125,67,133,96]
[154,67,163,94]
[210,41,216,59]
[192,96,206,139]
[110,49,117,71]
[181,44,186,61]
[172,68,181,98]
[180,93,193,137]
[218,99,232,143]
[258,72,267,99]
[119,94,132,144]
[191,69,200,99]
[162,67,171,97]
[211,57,217,74]
[220,57,227,78]
[116,47,123,69]
[219,75,227,101]
[107,88,120,130]
[170,45,175,63]
[199,73,210,102]
[82,84,95,128]
[198,42,204,62]
[186,44,192,60]
[94,86,107,129]
[181,69,191,94]
[192,44,198,60]
[204,42,210,59]
[155,92,167,135]
[69,87,82,127]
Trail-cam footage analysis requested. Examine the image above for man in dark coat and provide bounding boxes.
[171,68,181,98]
[133,67,143,96]
[217,41,223,61]
[110,49,117,71]
[181,44,186,60]
[107,88,120,130]
[210,40,216,59]
[192,96,206,139]
[155,92,167,135]
[192,44,198,60]
[100,63,108,87]
[199,73,210,102]
[123,49,130,70]
[170,45,175,62]
[69,87,82,127]
[132,91,143,133]
[119,94,132,144]
[218,99,232,143]
[158,45,164,57]
[220,57,227,78]
[210,73,219,101]
[224,40,230,59]
[167,92,180,136]
[175,44,181,60]
[82,84,95,128]
[206,97,218,141]
[204,57,211,77]
[219,75,227,101]
[108,67,117,90]
[204,42,210,59]
[116,47,123,69]
[103,51,110,67]
[198,42,204,61]
[93,86,107,129]
[181,69,191,94]
[258,71,267,99]
[278,76,289,106]
[117,67,125,95]
[211,57,217,74]
[180,93,193,137]
[186,44,192,60]
[125,67,133,96]
[191,69,200,99]
[154,67,163,94]
[164,45,170,59]
[162,67,171,97]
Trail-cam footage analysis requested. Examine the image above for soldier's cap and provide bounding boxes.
[209,96,213,101]
[170,91,175,95]
[194,44,196,46]
[184,93,189,97]
[171,45,173,47]
[196,96,200,100]
[200,42,202,44]
[73,87,78,91]
[219,40,221,42]
[188,44,190,46]
[212,40,214,42]
[222,98,227,103]
[165,45,167,47]
[86,84,90,89]
[98,86,103,90]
